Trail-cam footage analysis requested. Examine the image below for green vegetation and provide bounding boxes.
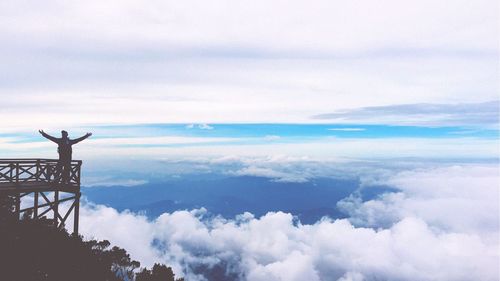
[0,195,183,281]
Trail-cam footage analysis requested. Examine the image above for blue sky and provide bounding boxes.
[7,123,499,140]
[92,123,500,139]
[2,123,498,160]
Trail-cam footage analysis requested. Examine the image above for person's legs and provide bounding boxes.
[55,160,63,183]
[62,159,71,184]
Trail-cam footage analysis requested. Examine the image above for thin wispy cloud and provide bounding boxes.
[328,128,365,132]
[186,124,214,130]
[314,101,500,127]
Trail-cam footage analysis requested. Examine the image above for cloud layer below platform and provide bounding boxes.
[76,164,499,281]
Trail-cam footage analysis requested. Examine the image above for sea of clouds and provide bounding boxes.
[74,163,499,281]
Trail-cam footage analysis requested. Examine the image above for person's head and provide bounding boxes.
[61,130,68,138]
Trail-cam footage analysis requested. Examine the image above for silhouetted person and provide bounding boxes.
[39,130,92,184]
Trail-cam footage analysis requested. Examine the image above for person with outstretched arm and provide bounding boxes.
[39,130,92,184]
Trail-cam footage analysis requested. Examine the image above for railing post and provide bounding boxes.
[48,162,54,183]
[36,159,40,181]
[77,162,81,186]
[16,162,19,185]
[9,163,14,183]
[15,163,20,218]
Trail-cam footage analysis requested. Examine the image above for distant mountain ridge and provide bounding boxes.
[83,175,396,223]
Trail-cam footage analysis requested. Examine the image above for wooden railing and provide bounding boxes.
[0,159,82,189]
[0,158,82,234]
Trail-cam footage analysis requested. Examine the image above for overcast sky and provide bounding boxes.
[4,3,499,280]
[0,0,498,129]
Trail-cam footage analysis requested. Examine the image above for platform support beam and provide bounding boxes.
[0,159,82,235]
[33,191,38,218]
[53,190,59,226]
[74,192,80,235]
[15,194,20,219]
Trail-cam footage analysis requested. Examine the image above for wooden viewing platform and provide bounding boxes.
[0,158,82,234]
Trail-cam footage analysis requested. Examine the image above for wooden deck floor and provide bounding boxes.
[0,181,79,194]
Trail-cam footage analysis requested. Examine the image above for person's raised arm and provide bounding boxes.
[71,132,92,145]
[39,130,59,143]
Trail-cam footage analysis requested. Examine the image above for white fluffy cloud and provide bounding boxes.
[78,207,498,281]
[73,164,499,281]
[339,165,499,235]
